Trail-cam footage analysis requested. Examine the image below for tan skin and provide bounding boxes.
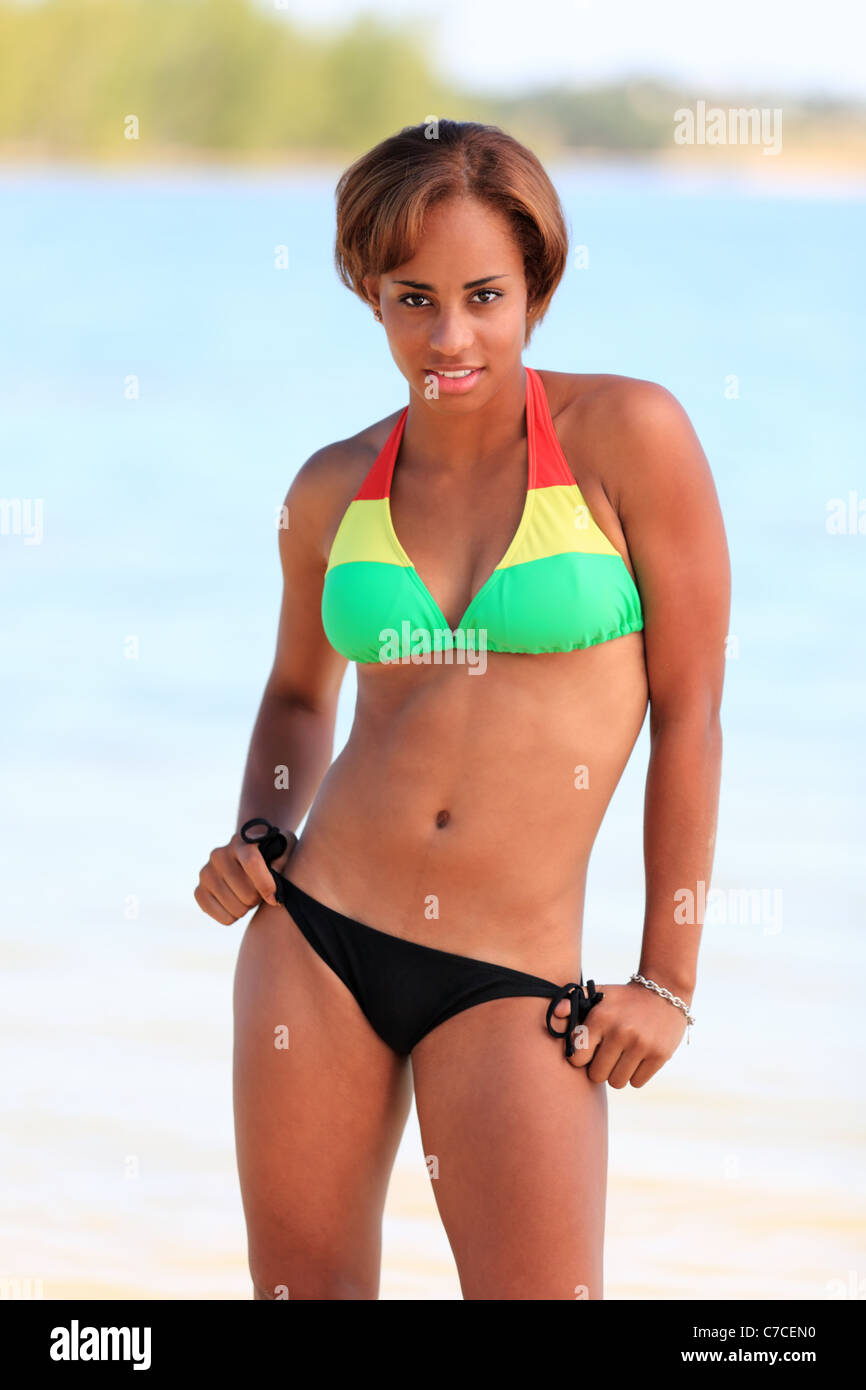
[194,195,730,1300]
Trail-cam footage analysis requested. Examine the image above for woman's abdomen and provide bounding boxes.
[284,637,648,968]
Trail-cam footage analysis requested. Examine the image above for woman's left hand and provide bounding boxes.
[550,981,689,1088]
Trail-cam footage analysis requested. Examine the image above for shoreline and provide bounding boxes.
[0,143,864,195]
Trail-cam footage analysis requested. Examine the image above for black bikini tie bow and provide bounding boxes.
[545,979,603,1059]
[240,818,289,901]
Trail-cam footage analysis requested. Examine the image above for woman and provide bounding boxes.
[195,120,730,1301]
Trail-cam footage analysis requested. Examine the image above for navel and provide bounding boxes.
[435,808,451,829]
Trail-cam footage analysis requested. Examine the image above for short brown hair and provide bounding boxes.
[334,119,569,346]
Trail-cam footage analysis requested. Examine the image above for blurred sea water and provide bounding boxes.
[1,160,864,1299]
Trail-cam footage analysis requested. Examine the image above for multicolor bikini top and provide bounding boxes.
[321,366,644,663]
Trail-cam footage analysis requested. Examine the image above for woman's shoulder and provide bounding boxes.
[536,368,704,518]
[283,407,405,552]
[538,368,693,475]
[291,409,400,489]
[535,367,682,426]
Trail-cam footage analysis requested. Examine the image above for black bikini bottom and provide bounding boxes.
[240,819,603,1058]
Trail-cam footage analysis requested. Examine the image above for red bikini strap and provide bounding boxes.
[526,366,575,489]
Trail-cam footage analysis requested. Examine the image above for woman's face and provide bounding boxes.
[364,195,531,403]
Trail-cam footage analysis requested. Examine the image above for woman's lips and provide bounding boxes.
[425,367,485,395]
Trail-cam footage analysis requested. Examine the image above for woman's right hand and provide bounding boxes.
[193,827,298,925]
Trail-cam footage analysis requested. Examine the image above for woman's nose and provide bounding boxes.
[427,310,475,355]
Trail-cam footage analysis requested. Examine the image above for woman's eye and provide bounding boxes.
[398,289,502,308]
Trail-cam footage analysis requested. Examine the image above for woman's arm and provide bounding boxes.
[619,383,730,1005]
[564,380,730,1086]
[236,447,349,846]
[195,445,349,924]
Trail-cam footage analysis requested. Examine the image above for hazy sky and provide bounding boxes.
[275,0,865,99]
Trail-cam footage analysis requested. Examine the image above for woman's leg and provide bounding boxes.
[233,899,413,1300]
[411,994,608,1300]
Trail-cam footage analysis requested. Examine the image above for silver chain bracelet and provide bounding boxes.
[629,973,695,1043]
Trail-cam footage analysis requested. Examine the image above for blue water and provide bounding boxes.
[1,163,864,1296]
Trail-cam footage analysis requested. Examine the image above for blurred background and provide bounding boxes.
[1,0,864,1300]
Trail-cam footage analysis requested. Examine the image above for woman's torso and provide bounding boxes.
[284,368,649,982]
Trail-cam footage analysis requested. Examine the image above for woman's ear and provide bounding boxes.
[524,294,537,345]
[362,273,381,314]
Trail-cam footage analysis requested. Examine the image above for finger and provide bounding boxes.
[214,845,275,910]
[552,984,604,1025]
[201,860,261,918]
[608,1048,642,1090]
[630,1055,665,1089]
[194,884,237,926]
[233,842,281,906]
[565,1021,599,1068]
[587,1040,626,1085]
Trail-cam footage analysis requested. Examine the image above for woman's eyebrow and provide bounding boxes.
[392,274,511,290]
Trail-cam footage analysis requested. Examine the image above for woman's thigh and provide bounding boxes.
[411,995,608,1300]
[232,899,413,1300]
